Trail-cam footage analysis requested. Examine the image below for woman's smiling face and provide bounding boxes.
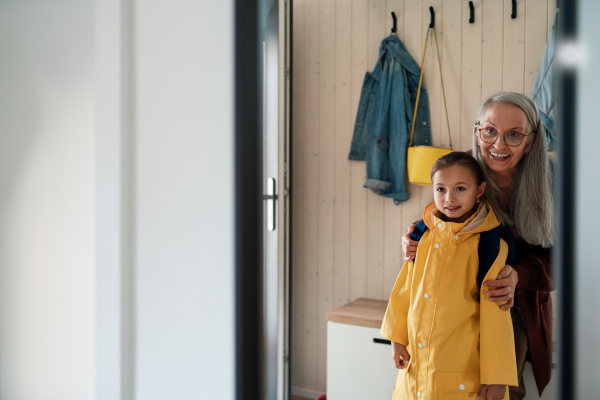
[476,103,533,178]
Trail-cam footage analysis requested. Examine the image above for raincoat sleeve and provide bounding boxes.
[479,239,519,387]
[380,259,414,346]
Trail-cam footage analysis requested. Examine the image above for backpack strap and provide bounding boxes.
[477,225,515,291]
[500,224,516,266]
[410,220,428,241]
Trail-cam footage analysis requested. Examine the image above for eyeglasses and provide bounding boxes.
[476,125,534,147]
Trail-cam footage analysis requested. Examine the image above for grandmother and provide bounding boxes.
[401,91,553,399]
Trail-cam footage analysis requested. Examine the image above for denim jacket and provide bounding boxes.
[531,10,558,151]
[348,35,432,204]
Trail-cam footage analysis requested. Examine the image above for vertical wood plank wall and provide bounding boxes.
[291,0,556,393]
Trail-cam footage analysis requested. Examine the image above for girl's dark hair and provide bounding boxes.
[430,151,485,185]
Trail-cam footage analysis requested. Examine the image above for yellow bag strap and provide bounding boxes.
[408,26,453,150]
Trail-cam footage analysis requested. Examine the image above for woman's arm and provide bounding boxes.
[401,221,420,261]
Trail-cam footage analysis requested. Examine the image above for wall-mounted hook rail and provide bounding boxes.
[429,7,435,28]
[391,11,397,33]
[511,0,517,19]
[469,1,474,23]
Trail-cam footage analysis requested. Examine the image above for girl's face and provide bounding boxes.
[432,165,486,223]
[476,103,533,178]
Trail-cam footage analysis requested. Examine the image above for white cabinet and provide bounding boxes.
[326,299,398,400]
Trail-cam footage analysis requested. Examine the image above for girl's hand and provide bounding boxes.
[402,221,420,261]
[391,342,411,369]
[483,264,518,310]
[476,384,506,400]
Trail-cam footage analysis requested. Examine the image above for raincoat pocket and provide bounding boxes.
[435,371,480,399]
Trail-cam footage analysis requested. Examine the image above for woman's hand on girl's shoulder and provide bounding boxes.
[402,221,420,261]
[483,264,519,310]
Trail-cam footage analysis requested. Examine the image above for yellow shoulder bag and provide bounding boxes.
[407,25,453,186]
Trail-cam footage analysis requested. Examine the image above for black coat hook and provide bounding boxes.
[391,11,397,33]
[469,1,475,23]
[429,7,435,29]
[511,0,517,19]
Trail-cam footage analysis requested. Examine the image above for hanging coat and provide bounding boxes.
[348,35,432,204]
[381,200,518,400]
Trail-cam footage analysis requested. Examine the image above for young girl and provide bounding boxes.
[381,152,517,400]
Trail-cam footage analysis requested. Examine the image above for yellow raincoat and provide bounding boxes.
[381,200,517,400]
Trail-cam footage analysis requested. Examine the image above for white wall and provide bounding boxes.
[0,1,96,399]
[0,0,236,399]
[96,1,236,400]
[134,1,235,398]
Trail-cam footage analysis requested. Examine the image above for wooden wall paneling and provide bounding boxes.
[333,0,352,310]
[301,0,320,390]
[400,0,424,263]
[382,0,405,303]
[423,0,445,232]
[441,0,463,150]
[414,0,445,283]
[316,0,336,391]
[402,0,423,56]
[424,0,443,148]
[524,0,549,96]
[482,1,504,101]
[365,0,387,301]
[349,0,369,302]
[291,0,306,388]
[460,0,483,150]
[502,0,525,93]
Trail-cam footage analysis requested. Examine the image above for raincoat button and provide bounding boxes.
[438,223,443,229]
[418,343,423,348]
[434,243,440,249]
[424,293,429,299]
[417,393,422,398]
[460,384,465,390]
[455,235,459,240]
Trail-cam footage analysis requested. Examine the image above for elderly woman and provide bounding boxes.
[402,92,553,400]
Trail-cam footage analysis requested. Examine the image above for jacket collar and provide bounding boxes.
[423,199,500,239]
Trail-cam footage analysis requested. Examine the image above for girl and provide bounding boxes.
[381,152,517,400]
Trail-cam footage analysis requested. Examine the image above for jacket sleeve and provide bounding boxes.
[513,241,553,292]
[479,239,519,387]
[380,259,414,346]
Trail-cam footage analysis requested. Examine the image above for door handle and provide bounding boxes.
[263,177,277,231]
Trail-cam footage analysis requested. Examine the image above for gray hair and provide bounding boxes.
[472,91,554,247]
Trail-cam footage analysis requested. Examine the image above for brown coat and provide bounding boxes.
[513,241,553,396]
